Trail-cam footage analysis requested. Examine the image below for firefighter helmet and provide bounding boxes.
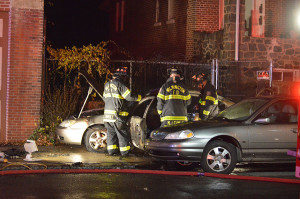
[192,72,208,82]
[168,67,182,76]
[113,67,128,78]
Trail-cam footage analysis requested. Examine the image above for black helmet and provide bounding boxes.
[168,67,182,76]
[113,66,128,78]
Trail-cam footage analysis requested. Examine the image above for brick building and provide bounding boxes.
[106,0,300,94]
[0,0,44,142]
[105,0,224,61]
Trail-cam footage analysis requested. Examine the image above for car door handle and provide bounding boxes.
[291,128,298,134]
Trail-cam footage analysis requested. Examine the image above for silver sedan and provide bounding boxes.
[145,96,298,174]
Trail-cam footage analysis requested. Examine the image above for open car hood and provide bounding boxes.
[79,71,104,100]
[77,71,105,118]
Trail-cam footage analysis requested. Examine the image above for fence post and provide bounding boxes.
[130,61,133,91]
[211,59,215,87]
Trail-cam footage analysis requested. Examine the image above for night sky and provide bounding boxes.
[45,0,109,49]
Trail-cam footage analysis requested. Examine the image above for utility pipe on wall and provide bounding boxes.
[211,59,215,87]
[235,0,240,61]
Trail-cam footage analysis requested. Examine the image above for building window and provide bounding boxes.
[272,69,300,82]
[245,0,265,37]
[154,0,161,26]
[167,0,175,24]
[115,0,125,32]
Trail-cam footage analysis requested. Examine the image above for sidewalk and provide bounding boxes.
[0,144,152,170]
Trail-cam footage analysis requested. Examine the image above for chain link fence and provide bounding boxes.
[45,59,274,103]
[217,60,272,101]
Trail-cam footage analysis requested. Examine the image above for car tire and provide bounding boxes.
[200,140,237,174]
[84,126,107,153]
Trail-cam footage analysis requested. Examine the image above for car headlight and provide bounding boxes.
[164,130,194,140]
[59,120,88,128]
[150,130,167,140]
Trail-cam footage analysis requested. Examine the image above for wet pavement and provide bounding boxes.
[0,144,299,180]
[1,144,299,198]
[1,172,299,199]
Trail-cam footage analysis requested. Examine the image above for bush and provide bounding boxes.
[30,86,79,145]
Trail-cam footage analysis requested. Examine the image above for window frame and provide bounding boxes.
[166,0,175,24]
[154,0,162,26]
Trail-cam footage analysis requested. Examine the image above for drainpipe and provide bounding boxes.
[216,59,219,90]
[269,61,273,88]
[235,0,240,61]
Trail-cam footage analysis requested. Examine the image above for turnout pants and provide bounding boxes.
[104,120,131,156]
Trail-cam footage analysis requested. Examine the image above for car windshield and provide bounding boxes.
[215,98,269,121]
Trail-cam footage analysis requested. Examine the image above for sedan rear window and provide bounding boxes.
[216,99,268,121]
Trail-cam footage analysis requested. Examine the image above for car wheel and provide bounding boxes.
[84,127,107,153]
[201,140,237,174]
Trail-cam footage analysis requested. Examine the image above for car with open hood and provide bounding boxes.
[145,96,298,174]
[56,72,234,153]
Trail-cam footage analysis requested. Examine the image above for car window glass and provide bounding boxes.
[258,100,298,124]
[132,99,152,118]
[217,99,268,121]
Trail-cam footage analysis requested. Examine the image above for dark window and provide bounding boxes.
[146,98,161,130]
[272,72,282,81]
[273,71,294,81]
[258,100,298,124]
[132,99,152,118]
[283,72,293,81]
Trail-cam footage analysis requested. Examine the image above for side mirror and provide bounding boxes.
[254,118,270,124]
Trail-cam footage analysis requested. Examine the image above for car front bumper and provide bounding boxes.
[56,126,85,145]
[145,138,209,162]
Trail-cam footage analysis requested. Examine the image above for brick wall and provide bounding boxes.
[5,3,44,141]
[0,0,10,12]
[193,0,300,65]
[195,0,219,32]
[192,0,300,96]
[109,0,187,61]
[186,0,219,63]
[108,0,221,61]
[265,0,295,38]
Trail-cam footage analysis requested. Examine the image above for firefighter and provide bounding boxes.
[157,68,192,127]
[103,67,142,156]
[194,73,218,120]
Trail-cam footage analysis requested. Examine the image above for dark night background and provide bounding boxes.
[45,0,109,49]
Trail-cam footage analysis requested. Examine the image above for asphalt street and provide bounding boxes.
[0,144,299,199]
[0,172,299,199]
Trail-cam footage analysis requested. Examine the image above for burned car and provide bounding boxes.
[145,96,298,174]
[56,72,233,153]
